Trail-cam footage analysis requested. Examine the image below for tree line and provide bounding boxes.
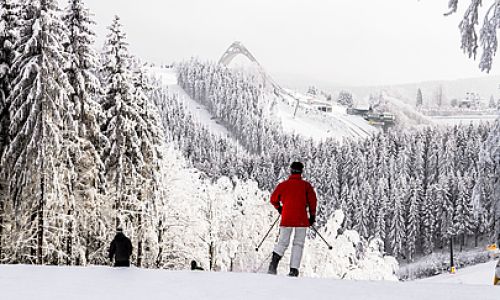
[0,0,164,266]
[173,59,497,261]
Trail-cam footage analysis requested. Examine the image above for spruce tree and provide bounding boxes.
[3,0,73,264]
[101,17,161,252]
[416,88,423,108]
[62,0,106,265]
[0,0,19,261]
[489,95,496,109]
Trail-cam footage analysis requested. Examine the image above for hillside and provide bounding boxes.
[154,66,377,141]
[276,73,500,107]
[275,89,376,140]
[152,67,232,137]
[0,264,498,300]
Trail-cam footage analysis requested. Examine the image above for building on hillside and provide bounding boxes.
[457,92,482,108]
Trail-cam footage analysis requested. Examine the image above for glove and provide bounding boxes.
[309,215,316,226]
[277,206,282,215]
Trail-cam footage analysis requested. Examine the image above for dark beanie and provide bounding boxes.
[290,162,304,174]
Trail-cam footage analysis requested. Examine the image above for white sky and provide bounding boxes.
[70,0,500,86]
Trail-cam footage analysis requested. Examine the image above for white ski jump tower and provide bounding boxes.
[218,41,281,92]
[219,41,260,66]
[218,41,301,116]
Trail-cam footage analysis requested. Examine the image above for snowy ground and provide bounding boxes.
[276,89,376,141]
[421,260,497,286]
[1,263,498,300]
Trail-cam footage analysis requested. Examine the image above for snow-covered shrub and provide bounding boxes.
[302,210,399,281]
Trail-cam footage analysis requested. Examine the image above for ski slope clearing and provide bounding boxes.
[421,260,497,286]
[1,264,498,300]
[276,89,376,141]
[151,67,231,137]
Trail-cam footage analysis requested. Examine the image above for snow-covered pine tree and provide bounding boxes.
[61,0,107,265]
[100,16,144,235]
[421,187,435,255]
[337,91,353,107]
[129,58,165,267]
[0,0,19,261]
[374,178,388,242]
[406,178,421,261]
[416,88,423,108]
[354,181,371,239]
[489,95,496,109]
[389,176,406,259]
[453,174,475,251]
[0,0,18,151]
[479,117,499,245]
[3,0,73,264]
[435,85,443,107]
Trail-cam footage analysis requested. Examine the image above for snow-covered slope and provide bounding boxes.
[1,264,498,300]
[275,89,376,140]
[421,260,498,286]
[153,66,377,142]
[152,67,231,137]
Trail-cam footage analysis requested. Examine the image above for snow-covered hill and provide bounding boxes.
[152,66,377,142]
[152,67,232,137]
[1,264,498,300]
[275,89,376,140]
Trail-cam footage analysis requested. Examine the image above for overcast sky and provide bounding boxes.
[71,0,500,86]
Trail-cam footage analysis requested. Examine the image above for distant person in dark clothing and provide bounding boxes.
[190,260,204,271]
[109,228,133,267]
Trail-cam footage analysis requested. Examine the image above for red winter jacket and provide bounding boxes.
[270,174,318,227]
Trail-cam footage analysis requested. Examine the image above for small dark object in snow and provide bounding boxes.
[191,260,204,271]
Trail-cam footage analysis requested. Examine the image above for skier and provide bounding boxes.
[108,228,133,267]
[495,259,500,286]
[268,161,317,277]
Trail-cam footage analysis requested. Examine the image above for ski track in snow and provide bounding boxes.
[0,263,498,300]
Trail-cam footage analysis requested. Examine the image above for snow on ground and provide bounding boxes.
[420,260,498,286]
[152,66,376,142]
[276,89,376,141]
[1,264,498,300]
[151,67,232,137]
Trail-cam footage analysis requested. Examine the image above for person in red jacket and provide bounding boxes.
[268,161,317,277]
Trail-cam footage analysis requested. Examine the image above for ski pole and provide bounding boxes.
[255,216,280,252]
[311,225,333,250]
[253,251,273,273]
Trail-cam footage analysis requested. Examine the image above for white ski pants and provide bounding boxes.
[273,227,307,269]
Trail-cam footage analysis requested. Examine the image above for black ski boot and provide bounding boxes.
[288,268,299,277]
[267,252,282,275]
